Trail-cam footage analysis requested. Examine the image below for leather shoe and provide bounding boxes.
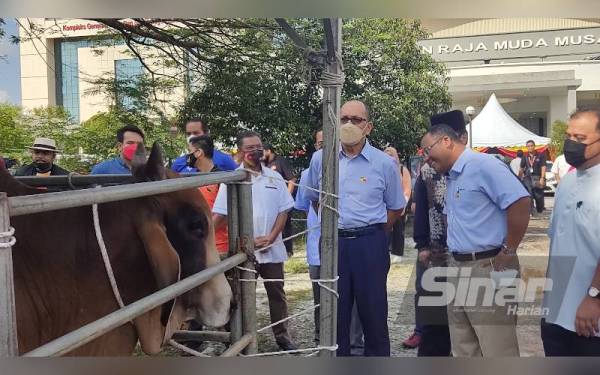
[276,337,298,351]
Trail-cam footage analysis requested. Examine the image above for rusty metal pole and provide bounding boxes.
[236,182,257,355]
[0,192,18,356]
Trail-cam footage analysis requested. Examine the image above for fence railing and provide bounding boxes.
[0,170,257,357]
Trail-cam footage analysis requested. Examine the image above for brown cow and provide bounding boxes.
[0,143,232,355]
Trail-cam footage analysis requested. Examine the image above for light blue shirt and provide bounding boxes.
[306,141,406,229]
[295,169,321,266]
[91,157,131,175]
[543,163,600,333]
[444,149,529,253]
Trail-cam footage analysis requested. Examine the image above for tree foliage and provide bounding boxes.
[550,119,568,156]
[14,18,451,165]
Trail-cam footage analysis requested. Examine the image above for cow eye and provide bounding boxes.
[188,217,205,233]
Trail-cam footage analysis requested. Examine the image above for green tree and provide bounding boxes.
[342,19,451,159]
[178,19,450,161]
[0,103,30,159]
[550,120,568,156]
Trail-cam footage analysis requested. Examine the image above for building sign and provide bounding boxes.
[419,27,600,62]
[46,19,138,38]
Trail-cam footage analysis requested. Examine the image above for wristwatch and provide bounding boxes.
[501,244,517,255]
[588,286,600,299]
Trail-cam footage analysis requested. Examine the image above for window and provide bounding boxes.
[114,58,144,110]
[54,38,124,123]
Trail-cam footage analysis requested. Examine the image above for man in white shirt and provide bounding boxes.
[510,150,523,176]
[542,109,600,356]
[213,130,297,351]
[550,154,573,185]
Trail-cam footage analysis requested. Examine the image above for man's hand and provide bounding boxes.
[418,249,431,266]
[492,251,518,272]
[575,296,600,337]
[254,236,273,251]
[539,177,546,187]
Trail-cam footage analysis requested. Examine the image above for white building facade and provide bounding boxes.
[19,18,186,123]
[419,18,600,137]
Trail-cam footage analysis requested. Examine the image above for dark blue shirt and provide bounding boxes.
[171,149,238,173]
[91,157,131,175]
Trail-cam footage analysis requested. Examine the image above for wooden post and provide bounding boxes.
[226,184,243,344]
[0,193,18,356]
[319,18,342,357]
[236,183,257,355]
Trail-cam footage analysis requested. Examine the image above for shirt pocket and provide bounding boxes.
[454,187,487,214]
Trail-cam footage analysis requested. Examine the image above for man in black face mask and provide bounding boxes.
[542,109,600,356]
[15,137,69,177]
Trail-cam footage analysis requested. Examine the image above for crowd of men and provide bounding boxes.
[4,101,600,357]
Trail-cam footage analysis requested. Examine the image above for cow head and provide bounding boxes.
[129,143,233,354]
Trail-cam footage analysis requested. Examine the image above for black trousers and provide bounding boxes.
[282,215,293,255]
[390,215,406,256]
[523,175,545,213]
[541,319,600,356]
[415,258,451,356]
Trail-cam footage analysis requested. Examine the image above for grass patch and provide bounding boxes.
[285,257,309,274]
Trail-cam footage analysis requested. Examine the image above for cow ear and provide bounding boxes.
[131,143,148,182]
[133,220,185,354]
[144,142,167,182]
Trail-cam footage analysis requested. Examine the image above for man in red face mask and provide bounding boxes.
[91,125,145,175]
[212,130,298,351]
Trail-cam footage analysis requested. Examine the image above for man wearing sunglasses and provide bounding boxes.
[305,100,406,356]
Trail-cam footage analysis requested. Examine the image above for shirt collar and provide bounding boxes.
[577,162,600,179]
[238,162,269,176]
[339,140,373,162]
[448,148,473,177]
[116,157,129,169]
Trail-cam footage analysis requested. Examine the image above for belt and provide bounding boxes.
[338,224,384,238]
[451,248,501,262]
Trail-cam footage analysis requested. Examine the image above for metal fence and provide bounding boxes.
[0,170,259,357]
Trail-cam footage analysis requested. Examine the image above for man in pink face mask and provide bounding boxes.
[91,125,145,175]
[212,130,298,351]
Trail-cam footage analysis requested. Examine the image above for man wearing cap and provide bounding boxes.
[420,122,531,356]
[305,100,406,356]
[91,125,145,175]
[15,137,70,177]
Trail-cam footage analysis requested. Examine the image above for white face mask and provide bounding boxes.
[339,122,365,146]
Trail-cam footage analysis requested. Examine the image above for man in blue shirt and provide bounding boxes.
[296,128,365,354]
[171,118,238,173]
[91,125,145,175]
[306,100,406,356]
[420,124,530,356]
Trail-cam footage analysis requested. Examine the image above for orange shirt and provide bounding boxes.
[199,184,229,254]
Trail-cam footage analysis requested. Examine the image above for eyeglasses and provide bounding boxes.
[423,137,444,157]
[340,116,367,125]
[243,146,264,152]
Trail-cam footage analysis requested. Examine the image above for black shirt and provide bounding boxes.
[14,163,70,176]
[266,155,295,182]
[520,152,547,177]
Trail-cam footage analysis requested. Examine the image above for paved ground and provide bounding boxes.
[252,197,554,357]
[166,197,554,357]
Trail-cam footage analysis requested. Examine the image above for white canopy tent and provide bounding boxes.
[467,93,550,148]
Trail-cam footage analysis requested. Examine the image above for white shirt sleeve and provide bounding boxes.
[278,178,295,213]
[551,157,560,175]
[212,183,229,215]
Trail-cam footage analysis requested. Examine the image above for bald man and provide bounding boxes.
[305,100,406,356]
